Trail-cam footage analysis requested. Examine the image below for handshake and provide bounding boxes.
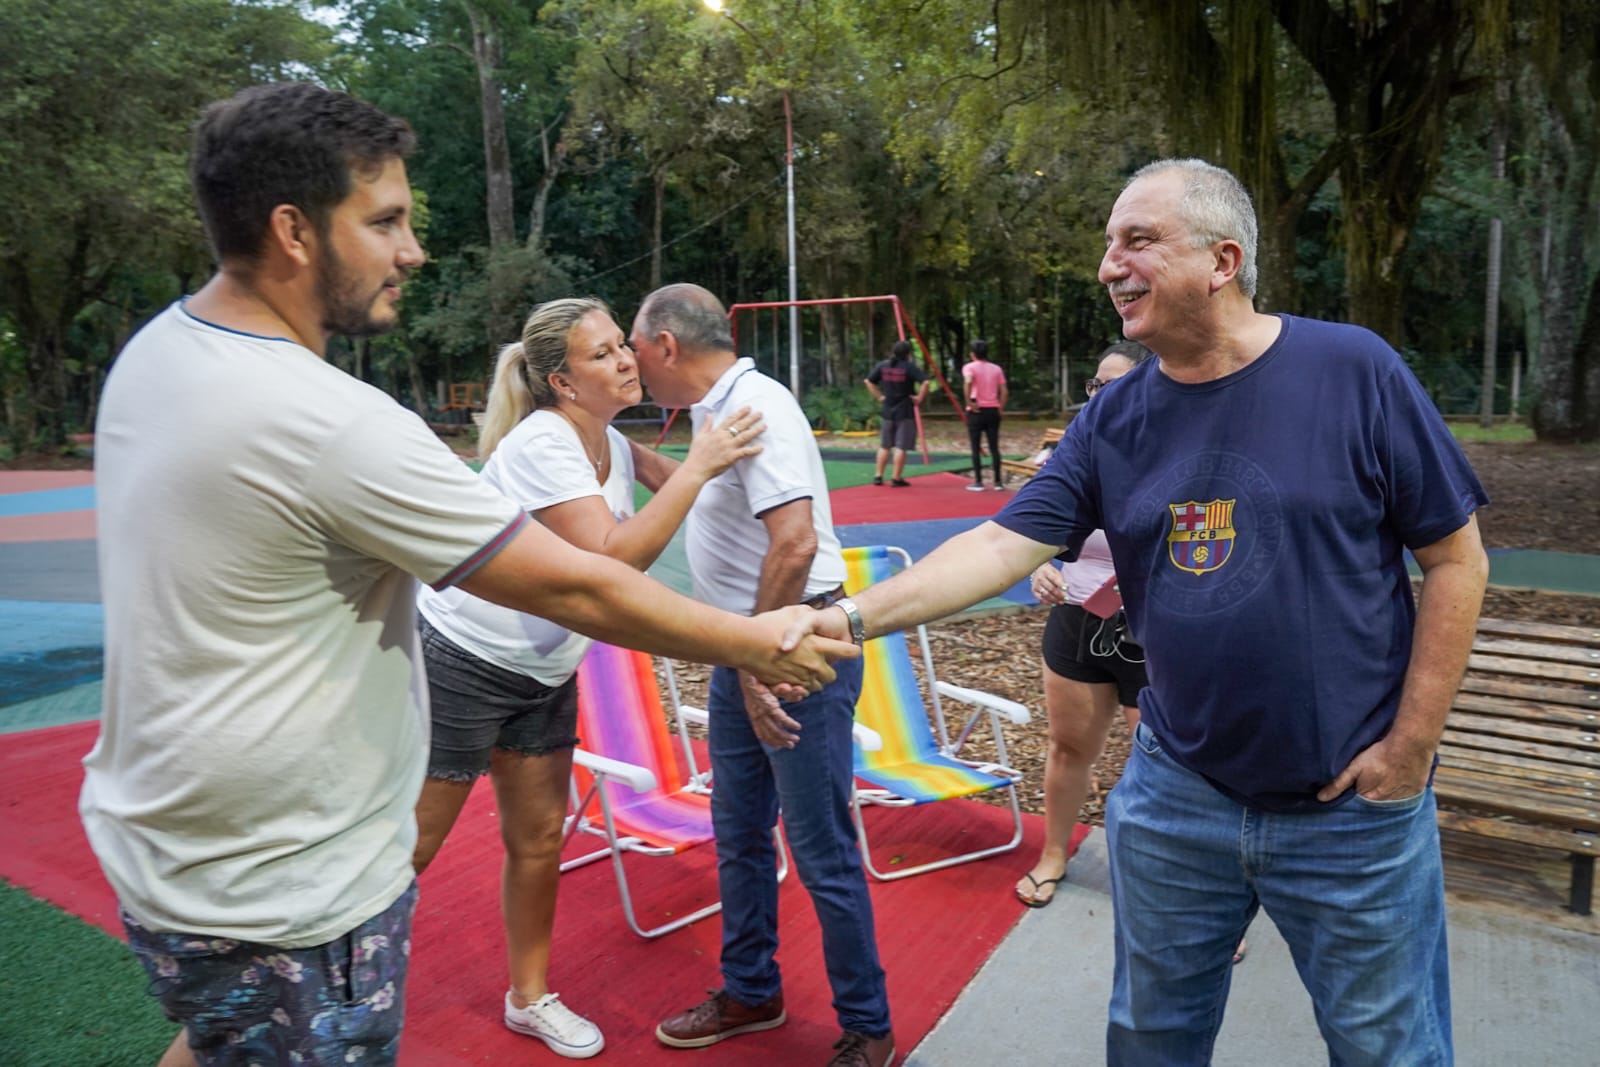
[737,601,859,700]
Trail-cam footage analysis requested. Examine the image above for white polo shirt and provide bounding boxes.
[685,358,845,614]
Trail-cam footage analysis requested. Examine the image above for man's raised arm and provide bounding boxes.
[816,521,1058,642]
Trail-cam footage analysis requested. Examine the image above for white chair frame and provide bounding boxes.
[849,545,1033,881]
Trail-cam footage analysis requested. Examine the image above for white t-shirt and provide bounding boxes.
[685,358,845,614]
[418,410,635,684]
[1063,529,1117,605]
[80,302,523,948]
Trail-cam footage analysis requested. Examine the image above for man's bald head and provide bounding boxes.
[635,283,734,356]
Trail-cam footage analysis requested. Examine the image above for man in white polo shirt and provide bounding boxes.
[630,284,894,1067]
[82,85,851,1067]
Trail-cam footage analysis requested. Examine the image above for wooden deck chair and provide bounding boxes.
[842,545,1032,881]
[560,640,787,938]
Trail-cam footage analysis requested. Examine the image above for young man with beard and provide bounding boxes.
[81,83,852,1067]
[805,159,1488,1066]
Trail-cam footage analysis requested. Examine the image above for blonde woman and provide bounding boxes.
[413,297,764,1058]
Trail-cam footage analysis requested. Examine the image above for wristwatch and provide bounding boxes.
[835,597,867,646]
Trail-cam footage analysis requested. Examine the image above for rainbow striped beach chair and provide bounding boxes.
[842,545,1032,881]
[560,640,788,938]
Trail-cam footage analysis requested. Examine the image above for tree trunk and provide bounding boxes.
[406,354,429,420]
[526,116,566,253]
[464,1,514,251]
[1479,73,1509,426]
[19,329,69,450]
[1272,0,1469,344]
[650,170,666,290]
[1338,142,1417,344]
[1533,240,1600,443]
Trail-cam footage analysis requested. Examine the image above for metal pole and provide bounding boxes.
[783,90,800,398]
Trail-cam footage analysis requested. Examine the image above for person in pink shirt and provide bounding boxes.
[961,339,1009,490]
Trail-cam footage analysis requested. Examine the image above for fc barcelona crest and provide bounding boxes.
[1167,499,1236,575]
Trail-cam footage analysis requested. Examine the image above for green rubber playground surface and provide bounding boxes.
[1404,549,1600,596]
[0,882,178,1066]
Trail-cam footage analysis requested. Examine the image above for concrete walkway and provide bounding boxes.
[910,833,1600,1066]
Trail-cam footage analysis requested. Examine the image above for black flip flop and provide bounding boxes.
[1017,873,1065,909]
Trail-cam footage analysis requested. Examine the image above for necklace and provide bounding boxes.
[554,408,608,476]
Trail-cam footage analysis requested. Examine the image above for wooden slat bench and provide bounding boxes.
[1435,617,1600,914]
[1000,427,1063,484]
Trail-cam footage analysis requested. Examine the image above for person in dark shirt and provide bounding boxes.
[810,158,1489,1067]
[864,340,929,486]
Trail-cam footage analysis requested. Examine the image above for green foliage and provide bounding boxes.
[0,0,330,448]
[801,384,879,431]
[3,0,1596,446]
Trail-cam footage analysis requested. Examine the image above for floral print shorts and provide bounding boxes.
[122,881,417,1066]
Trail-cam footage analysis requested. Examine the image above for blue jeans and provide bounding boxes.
[707,659,890,1037]
[1105,723,1451,1066]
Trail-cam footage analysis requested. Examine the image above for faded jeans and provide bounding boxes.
[1105,722,1451,1066]
[706,659,890,1037]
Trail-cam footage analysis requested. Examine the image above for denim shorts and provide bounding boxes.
[1042,602,1148,707]
[419,617,580,781]
[122,882,417,1066]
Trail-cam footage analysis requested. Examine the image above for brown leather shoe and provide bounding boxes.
[827,1030,896,1067]
[655,989,786,1048]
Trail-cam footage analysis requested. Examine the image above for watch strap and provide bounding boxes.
[836,597,866,646]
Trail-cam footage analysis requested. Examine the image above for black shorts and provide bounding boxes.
[1041,602,1148,708]
[879,415,918,451]
[419,617,580,781]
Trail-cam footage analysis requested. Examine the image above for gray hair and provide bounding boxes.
[635,283,734,354]
[1098,340,1153,366]
[1129,158,1259,299]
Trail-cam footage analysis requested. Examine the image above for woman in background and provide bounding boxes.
[413,297,765,1058]
[962,339,1008,490]
[1016,341,1148,908]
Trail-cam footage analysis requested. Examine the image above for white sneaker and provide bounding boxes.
[965,482,985,492]
[504,991,605,1059]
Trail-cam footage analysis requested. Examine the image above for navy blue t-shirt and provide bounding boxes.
[994,315,1488,812]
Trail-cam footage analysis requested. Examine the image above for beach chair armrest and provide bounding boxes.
[933,681,1032,725]
[678,705,709,728]
[572,747,658,792]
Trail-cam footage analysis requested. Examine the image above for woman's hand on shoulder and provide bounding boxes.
[684,405,765,480]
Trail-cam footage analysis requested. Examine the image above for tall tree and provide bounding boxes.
[0,0,327,449]
[556,0,763,290]
[1514,3,1600,441]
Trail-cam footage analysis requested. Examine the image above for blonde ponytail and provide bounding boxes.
[478,342,534,460]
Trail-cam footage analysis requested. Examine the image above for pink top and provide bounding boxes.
[962,360,1006,408]
[1062,530,1117,604]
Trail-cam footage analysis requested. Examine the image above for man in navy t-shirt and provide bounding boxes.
[818,159,1488,1066]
